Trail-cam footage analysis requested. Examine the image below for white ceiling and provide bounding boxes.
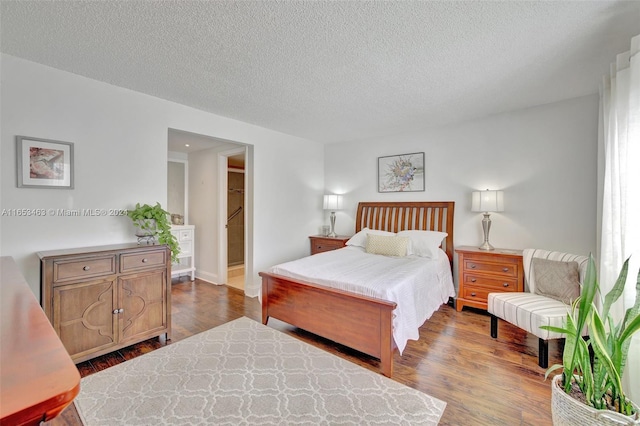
[167,128,240,154]
[1,1,639,144]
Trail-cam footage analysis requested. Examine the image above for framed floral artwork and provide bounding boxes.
[377,152,425,192]
[16,136,74,189]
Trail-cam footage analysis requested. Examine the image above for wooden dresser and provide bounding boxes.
[455,246,524,312]
[309,235,350,255]
[1,256,80,425]
[39,243,171,363]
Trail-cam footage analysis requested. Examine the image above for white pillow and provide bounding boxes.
[365,234,409,257]
[397,230,448,259]
[346,227,396,248]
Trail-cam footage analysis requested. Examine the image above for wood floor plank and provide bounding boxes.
[46,277,557,425]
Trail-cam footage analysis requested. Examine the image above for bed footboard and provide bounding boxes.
[259,271,397,377]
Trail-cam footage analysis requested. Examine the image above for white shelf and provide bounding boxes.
[170,225,195,281]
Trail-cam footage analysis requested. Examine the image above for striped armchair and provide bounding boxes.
[487,249,589,368]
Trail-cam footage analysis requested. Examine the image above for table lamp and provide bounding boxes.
[323,194,343,237]
[471,189,504,250]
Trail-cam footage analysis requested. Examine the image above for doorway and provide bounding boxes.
[217,146,248,292]
[226,154,245,290]
[168,129,254,295]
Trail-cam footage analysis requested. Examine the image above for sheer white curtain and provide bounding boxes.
[599,34,640,401]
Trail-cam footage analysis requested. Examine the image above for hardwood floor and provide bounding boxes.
[48,277,561,425]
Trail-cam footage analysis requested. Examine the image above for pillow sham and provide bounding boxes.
[531,257,580,304]
[346,227,396,248]
[365,234,410,257]
[396,230,448,259]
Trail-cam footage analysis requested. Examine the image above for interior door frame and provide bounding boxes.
[217,146,247,289]
[167,157,189,224]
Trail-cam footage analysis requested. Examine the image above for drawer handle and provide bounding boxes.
[83,266,90,271]
[470,264,476,269]
[502,267,509,272]
[471,278,477,283]
[142,258,148,263]
[471,292,477,297]
[503,283,509,287]
[119,308,124,313]
[113,309,119,315]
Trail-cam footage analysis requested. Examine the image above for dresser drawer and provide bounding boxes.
[120,250,166,273]
[178,230,193,241]
[463,274,519,291]
[178,240,192,256]
[462,258,518,277]
[53,255,116,284]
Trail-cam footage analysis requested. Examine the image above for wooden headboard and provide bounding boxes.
[355,201,455,267]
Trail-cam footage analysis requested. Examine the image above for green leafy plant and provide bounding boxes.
[127,202,180,263]
[542,255,640,416]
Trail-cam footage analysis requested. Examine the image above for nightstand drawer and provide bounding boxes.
[462,257,518,277]
[461,286,493,303]
[309,235,350,255]
[463,274,519,291]
[313,240,344,252]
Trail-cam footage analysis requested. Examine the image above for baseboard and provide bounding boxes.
[196,270,222,285]
[244,281,260,298]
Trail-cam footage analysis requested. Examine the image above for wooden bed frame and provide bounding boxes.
[259,201,455,377]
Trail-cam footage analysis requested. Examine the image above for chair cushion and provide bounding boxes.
[531,258,580,304]
[522,249,588,294]
[488,292,571,340]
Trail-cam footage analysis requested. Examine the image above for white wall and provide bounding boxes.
[325,95,599,286]
[0,54,324,298]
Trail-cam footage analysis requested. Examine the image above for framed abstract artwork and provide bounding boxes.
[16,136,74,189]
[377,152,425,193]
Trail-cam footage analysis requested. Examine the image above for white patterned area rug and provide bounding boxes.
[75,317,446,425]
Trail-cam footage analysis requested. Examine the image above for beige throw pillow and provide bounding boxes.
[531,257,580,304]
[365,234,409,257]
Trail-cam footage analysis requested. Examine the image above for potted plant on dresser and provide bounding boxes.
[127,202,180,263]
[542,255,640,425]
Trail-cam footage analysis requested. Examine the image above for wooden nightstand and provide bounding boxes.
[455,246,524,312]
[309,235,350,255]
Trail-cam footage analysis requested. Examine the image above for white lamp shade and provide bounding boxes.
[323,194,343,211]
[471,190,504,212]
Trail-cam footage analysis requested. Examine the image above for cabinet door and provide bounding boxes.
[52,279,118,360]
[117,269,167,344]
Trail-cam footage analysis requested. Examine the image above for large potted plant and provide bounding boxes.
[542,255,640,425]
[127,202,180,263]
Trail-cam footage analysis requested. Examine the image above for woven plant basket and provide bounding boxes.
[134,219,157,237]
[552,375,640,426]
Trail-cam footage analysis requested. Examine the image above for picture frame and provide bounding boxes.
[16,136,74,189]
[377,152,425,193]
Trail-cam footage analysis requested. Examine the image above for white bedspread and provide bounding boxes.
[268,246,455,354]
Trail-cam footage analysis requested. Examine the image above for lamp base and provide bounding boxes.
[478,212,495,251]
[478,241,495,251]
[328,211,337,238]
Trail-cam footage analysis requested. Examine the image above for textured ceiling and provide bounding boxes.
[1,1,639,144]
